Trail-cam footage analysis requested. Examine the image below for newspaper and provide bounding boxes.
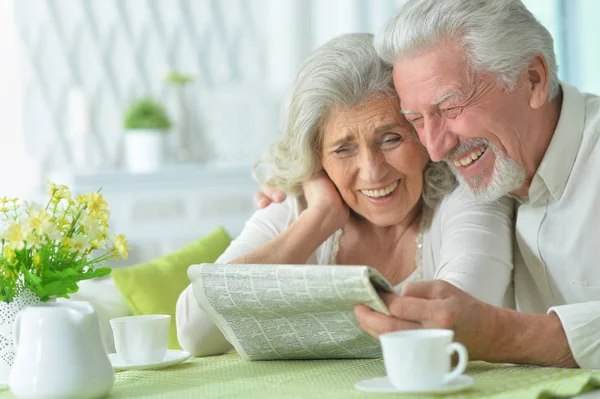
[187,263,394,360]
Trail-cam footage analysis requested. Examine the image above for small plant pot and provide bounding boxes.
[124,129,167,173]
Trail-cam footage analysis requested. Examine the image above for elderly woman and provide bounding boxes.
[176,33,514,356]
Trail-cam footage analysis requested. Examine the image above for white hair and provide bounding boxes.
[258,32,455,208]
[375,0,560,99]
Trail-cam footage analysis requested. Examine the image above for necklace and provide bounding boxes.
[408,205,432,285]
[328,205,431,273]
[414,205,431,270]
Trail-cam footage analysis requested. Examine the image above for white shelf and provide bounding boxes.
[51,163,259,266]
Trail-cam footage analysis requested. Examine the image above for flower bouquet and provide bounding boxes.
[0,181,129,380]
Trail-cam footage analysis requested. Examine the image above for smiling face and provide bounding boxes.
[320,96,428,226]
[393,43,531,201]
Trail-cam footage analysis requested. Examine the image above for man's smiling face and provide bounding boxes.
[393,43,529,202]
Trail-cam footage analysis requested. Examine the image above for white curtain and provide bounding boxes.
[0,0,40,199]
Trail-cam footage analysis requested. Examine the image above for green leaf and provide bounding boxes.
[164,72,195,86]
[123,97,172,130]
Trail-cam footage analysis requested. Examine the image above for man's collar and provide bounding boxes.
[528,82,585,203]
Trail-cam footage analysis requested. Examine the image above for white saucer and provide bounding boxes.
[355,375,475,394]
[109,350,192,371]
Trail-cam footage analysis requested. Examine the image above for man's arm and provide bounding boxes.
[489,306,576,367]
[354,281,577,367]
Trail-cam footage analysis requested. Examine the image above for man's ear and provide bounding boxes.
[528,53,550,109]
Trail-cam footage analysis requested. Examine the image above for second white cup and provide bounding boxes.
[380,329,468,391]
[110,314,170,364]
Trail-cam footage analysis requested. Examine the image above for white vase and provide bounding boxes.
[123,129,167,173]
[0,290,42,385]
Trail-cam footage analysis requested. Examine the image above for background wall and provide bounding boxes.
[11,0,404,175]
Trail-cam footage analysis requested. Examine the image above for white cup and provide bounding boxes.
[380,329,468,390]
[110,315,170,364]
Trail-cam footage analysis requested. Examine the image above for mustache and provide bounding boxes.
[444,138,492,162]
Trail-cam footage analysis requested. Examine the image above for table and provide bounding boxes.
[1,353,599,398]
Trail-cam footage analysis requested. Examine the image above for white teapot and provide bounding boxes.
[9,301,114,399]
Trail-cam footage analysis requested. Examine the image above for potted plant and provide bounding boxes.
[123,97,172,173]
[0,181,129,382]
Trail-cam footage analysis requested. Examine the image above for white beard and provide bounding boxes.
[445,139,526,203]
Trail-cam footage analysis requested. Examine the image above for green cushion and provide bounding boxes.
[112,226,232,349]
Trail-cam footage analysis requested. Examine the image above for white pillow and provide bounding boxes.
[59,277,131,353]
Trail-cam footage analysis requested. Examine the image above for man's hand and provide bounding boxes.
[355,280,578,367]
[354,280,495,361]
[254,186,286,209]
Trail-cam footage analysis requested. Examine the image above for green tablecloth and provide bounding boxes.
[1,353,599,398]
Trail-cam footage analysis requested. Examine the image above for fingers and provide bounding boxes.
[401,280,454,299]
[354,304,420,339]
[378,292,457,330]
[384,294,436,323]
[262,185,286,203]
[253,192,270,209]
[254,187,286,209]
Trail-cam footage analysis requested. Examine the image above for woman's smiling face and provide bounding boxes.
[320,96,429,226]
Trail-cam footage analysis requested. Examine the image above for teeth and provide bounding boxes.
[361,181,398,198]
[453,146,487,167]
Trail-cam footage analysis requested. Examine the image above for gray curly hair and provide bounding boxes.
[258,33,455,208]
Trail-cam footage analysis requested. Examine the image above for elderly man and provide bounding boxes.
[352,0,600,369]
[257,0,600,368]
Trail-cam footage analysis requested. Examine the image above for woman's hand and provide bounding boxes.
[302,172,349,232]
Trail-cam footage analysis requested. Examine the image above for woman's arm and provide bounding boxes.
[176,284,234,356]
[433,191,515,308]
[177,176,347,356]
[224,173,348,265]
[227,205,343,264]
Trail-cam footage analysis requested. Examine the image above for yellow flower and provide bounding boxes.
[71,234,91,255]
[3,223,29,250]
[61,237,74,250]
[0,196,17,213]
[25,233,43,250]
[57,216,71,228]
[3,248,17,266]
[0,263,14,279]
[86,192,108,218]
[113,234,130,259]
[33,252,41,268]
[43,224,63,242]
[0,196,17,205]
[89,227,109,249]
[47,181,72,204]
[28,209,53,235]
[23,201,42,215]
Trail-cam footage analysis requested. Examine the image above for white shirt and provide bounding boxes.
[514,82,600,369]
[176,189,514,356]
